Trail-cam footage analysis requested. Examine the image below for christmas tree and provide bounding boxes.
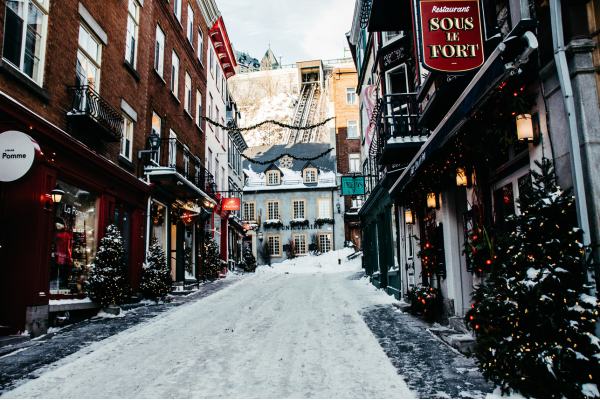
[466,159,600,398]
[139,238,172,300]
[201,234,221,280]
[86,225,130,307]
[242,245,257,272]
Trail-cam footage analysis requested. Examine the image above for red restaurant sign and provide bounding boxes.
[419,0,484,73]
[222,197,241,211]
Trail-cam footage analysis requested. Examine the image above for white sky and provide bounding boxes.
[217,0,355,65]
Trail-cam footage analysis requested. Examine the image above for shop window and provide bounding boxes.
[294,234,307,255]
[2,0,49,85]
[184,224,195,280]
[318,233,332,253]
[151,200,168,254]
[113,203,131,263]
[50,180,98,296]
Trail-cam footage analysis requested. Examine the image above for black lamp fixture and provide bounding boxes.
[51,185,65,204]
[336,201,341,214]
[148,129,161,150]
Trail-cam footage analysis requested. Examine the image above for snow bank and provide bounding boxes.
[256,248,361,274]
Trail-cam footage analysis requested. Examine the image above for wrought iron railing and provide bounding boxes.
[148,137,217,199]
[373,93,427,160]
[68,85,123,139]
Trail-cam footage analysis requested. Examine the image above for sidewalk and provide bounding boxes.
[360,304,493,398]
[0,277,242,394]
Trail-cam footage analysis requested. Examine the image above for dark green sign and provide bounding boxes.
[341,176,365,196]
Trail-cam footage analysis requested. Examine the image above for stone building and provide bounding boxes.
[242,143,344,264]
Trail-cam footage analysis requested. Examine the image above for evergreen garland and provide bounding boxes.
[241,147,334,165]
[86,225,130,307]
[139,238,172,300]
[466,159,600,398]
[203,116,334,132]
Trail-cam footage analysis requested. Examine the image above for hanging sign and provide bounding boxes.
[222,197,241,211]
[341,176,366,196]
[419,0,484,73]
[0,130,40,182]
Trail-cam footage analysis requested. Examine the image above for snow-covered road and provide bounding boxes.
[4,251,414,398]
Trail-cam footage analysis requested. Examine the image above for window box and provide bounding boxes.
[314,218,334,226]
[290,218,309,228]
[263,219,283,229]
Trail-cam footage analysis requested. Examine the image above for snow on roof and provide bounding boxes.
[244,164,337,192]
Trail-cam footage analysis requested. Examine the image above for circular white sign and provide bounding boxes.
[0,130,38,182]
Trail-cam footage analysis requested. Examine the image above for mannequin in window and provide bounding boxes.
[53,217,73,290]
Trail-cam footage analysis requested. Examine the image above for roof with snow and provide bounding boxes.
[243,143,337,191]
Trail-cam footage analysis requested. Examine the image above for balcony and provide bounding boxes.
[374,93,427,167]
[67,85,123,142]
[143,137,217,202]
[365,0,412,33]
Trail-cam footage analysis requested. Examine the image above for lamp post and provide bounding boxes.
[51,185,65,204]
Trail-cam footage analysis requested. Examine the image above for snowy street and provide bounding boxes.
[2,251,491,398]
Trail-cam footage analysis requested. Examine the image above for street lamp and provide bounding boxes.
[148,129,161,150]
[426,192,439,209]
[51,185,65,204]
[456,167,468,187]
[516,114,534,142]
[404,209,414,225]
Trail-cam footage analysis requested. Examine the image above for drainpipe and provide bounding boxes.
[550,0,596,297]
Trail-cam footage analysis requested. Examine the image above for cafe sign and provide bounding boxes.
[0,130,39,182]
[419,0,484,73]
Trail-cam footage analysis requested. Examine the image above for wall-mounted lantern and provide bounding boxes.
[456,167,469,187]
[426,192,439,209]
[516,113,534,142]
[51,185,65,204]
[404,209,414,225]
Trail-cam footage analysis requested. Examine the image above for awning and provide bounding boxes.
[146,167,217,205]
[389,42,510,197]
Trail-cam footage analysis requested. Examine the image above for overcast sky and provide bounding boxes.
[217,0,355,65]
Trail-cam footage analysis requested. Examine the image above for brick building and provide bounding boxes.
[331,66,361,248]
[0,0,221,335]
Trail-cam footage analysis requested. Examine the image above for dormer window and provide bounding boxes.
[304,168,318,184]
[266,170,281,185]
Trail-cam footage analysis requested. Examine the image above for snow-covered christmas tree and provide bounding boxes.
[140,238,172,300]
[86,224,130,307]
[466,159,600,398]
[242,245,257,272]
[201,234,221,280]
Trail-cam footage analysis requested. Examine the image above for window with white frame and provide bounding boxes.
[318,199,331,218]
[304,168,317,183]
[168,130,177,166]
[266,201,280,220]
[346,88,356,105]
[151,111,161,163]
[121,114,134,160]
[173,0,181,22]
[292,200,306,220]
[351,197,363,209]
[2,0,49,84]
[197,29,203,63]
[208,93,213,122]
[195,89,202,127]
[125,0,140,68]
[186,4,194,44]
[382,31,403,46]
[215,65,221,91]
[183,145,190,175]
[266,170,281,186]
[294,234,307,255]
[318,233,332,253]
[347,120,359,139]
[209,46,214,76]
[171,50,179,97]
[76,24,102,90]
[349,153,361,172]
[267,235,281,257]
[184,72,192,113]
[154,25,165,77]
[243,202,255,221]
